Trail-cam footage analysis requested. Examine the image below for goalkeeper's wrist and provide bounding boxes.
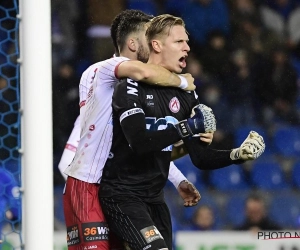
[230,148,240,160]
[230,148,245,164]
[174,120,193,138]
[178,75,188,89]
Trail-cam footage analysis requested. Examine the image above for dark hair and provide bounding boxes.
[111,10,152,55]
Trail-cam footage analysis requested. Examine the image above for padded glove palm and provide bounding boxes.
[230,131,265,160]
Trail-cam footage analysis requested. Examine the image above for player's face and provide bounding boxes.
[136,29,150,63]
[160,25,190,74]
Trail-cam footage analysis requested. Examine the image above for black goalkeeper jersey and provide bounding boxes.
[99,78,199,203]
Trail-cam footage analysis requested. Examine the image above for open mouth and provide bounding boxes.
[179,56,187,68]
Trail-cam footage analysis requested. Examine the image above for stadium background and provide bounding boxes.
[1,0,300,249]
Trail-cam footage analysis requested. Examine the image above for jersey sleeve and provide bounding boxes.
[79,69,91,105]
[66,115,80,149]
[168,161,187,188]
[182,137,244,169]
[58,116,80,180]
[79,57,129,104]
[113,78,182,154]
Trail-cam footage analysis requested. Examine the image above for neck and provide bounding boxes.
[148,53,172,72]
[119,49,137,60]
[147,53,163,66]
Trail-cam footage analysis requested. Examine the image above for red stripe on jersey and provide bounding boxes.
[114,60,128,79]
[79,100,86,108]
[65,143,77,152]
[91,67,98,82]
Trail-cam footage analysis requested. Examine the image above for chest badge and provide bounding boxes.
[169,97,180,113]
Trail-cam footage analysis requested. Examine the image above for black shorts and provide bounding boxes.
[100,195,172,250]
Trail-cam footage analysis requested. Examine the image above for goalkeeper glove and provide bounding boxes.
[174,104,216,138]
[230,131,265,160]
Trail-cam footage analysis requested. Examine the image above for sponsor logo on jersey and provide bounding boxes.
[146,94,154,107]
[145,116,178,131]
[67,225,81,246]
[146,95,153,99]
[145,116,178,151]
[143,245,151,250]
[82,222,109,242]
[89,124,95,131]
[140,225,164,243]
[146,101,154,107]
[169,97,180,113]
[120,108,144,122]
[83,246,97,249]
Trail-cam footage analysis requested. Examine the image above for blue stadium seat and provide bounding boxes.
[292,161,300,188]
[234,126,267,147]
[209,165,249,191]
[164,0,188,16]
[173,155,206,190]
[250,160,290,190]
[225,193,248,228]
[269,193,300,229]
[273,126,300,157]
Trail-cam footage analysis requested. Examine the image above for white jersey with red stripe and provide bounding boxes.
[64,56,129,183]
[65,115,80,151]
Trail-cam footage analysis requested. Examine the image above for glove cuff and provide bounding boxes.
[230,148,240,160]
[174,120,193,138]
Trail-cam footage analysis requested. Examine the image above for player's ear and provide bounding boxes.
[127,38,137,52]
[151,40,162,53]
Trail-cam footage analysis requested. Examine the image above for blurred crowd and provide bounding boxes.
[1,0,300,233]
[49,0,300,231]
[51,0,300,169]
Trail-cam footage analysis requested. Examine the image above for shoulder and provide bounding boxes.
[178,89,199,104]
[113,78,144,104]
[102,57,130,68]
[81,57,128,77]
[115,78,141,94]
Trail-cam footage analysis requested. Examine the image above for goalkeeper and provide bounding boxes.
[99,14,265,250]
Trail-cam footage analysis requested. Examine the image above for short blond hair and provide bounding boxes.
[146,14,186,48]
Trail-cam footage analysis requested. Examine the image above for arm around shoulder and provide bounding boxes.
[117,60,195,90]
